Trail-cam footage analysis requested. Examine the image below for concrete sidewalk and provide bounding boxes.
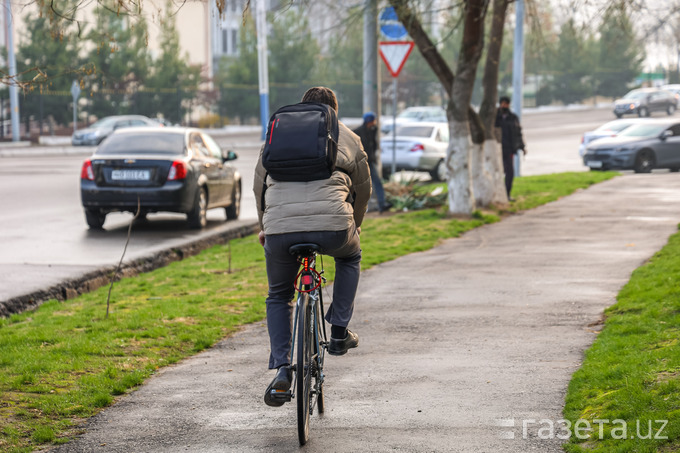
[52,173,680,452]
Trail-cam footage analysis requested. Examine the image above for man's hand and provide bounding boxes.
[258,231,265,247]
[523,148,528,156]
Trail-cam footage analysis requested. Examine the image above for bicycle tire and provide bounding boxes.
[297,291,312,445]
[315,297,325,414]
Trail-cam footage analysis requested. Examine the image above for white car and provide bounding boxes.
[381,122,449,181]
[381,106,447,134]
[578,118,644,157]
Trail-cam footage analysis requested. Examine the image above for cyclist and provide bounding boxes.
[253,86,371,407]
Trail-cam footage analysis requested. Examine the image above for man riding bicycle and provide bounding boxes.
[253,86,372,407]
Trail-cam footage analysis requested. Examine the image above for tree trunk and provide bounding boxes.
[447,0,489,215]
[447,118,474,214]
[477,0,510,206]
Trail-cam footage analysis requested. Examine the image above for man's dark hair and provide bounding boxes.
[302,86,339,113]
[499,96,511,104]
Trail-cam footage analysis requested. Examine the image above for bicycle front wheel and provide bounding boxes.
[296,291,312,445]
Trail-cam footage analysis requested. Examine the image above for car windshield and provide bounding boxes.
[618,124,666,137]
[622,91,649,100]
[595,121,636,133]
[395,125,434,137]
[96,132,186,155]
[398,110,426,119]
[89,117,120,129]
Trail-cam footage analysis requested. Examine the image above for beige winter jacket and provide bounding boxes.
[253,121,371,235]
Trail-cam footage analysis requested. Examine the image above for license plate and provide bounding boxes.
[587,161,603,168]
[111,169,150,181]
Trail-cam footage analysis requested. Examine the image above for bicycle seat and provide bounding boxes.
[288,243,322,257]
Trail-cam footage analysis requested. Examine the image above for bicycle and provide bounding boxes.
[268,243,328,445]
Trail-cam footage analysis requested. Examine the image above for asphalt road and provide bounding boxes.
[0,106,666,305]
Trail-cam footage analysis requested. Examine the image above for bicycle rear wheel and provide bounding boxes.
[296,291,312,445]
[314,296,325,414]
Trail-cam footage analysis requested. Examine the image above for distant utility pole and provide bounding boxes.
[512,0,525,177]
[363,0,379,117]
[4,0,20,142]
[256,0,269,141]
[363,0,380,174]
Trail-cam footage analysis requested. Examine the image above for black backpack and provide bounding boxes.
[262,102,339,182]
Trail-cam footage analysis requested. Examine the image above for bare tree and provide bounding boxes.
[390,0,506,215]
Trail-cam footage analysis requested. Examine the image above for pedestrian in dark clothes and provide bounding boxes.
[494,96,527,201]
[353,112,390,213]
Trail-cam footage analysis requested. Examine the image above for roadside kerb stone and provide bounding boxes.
[0,220,259,317]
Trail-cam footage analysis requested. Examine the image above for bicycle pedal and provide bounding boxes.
[270,389,292,402]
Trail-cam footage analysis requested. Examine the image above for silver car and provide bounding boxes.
[381,106,447,134]
[72,115,161,146]
[583,119,680,173]
[381,122,449,181]
[578,118,644,157]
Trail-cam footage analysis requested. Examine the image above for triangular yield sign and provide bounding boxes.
[379,41,415,77]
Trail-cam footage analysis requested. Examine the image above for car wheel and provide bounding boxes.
[85,208,106,230]
[615,113,623,119]
[669,167,680,173]
[430,159,447,182]
[225,182,241,220]
[668,104,676,115]
[187,186,208,229]
[638,107,649,117]
[633,149,655,173]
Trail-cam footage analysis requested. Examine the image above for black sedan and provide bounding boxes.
[583,119,680,173]
[80,127,241,229]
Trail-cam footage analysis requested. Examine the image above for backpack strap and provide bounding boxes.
[260,172,268,211]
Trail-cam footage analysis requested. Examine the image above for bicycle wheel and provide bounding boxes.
[314,296,325,414]
[296,291,312,445]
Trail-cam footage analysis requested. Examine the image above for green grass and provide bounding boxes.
[0,171,617,452]
[563,226,680,453]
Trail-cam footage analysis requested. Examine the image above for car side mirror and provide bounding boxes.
[222,150,238,162]
[661,130,673,140]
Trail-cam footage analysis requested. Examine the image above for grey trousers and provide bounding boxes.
[263,228,362,369]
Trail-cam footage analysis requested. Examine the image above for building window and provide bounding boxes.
[231,29,238,54]
[222,29,228,54]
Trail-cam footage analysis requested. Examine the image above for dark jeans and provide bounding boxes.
[503,153,515,196]
[263,228,361,369]
[368,161,386,210]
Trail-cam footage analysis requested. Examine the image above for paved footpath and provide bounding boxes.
[52,173,680,452]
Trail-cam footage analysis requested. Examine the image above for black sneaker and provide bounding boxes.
[264,366,292,407]
[328,329,359,356]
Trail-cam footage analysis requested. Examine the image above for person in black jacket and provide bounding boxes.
[353,112,389,213]
[495,96,527,201]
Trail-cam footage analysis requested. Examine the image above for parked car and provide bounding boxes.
[80,127,241,229]
[583,119,680,173]
[612,88,677,118]
[72,115,161,146]
[578,118,645,157]
[381,122,449,181]
[381,106,447,134]
[661,84,680,106]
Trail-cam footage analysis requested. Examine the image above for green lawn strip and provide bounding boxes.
[563,227,680,453]
[0,171,617,452]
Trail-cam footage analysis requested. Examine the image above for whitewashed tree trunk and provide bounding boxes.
[446,119,475,215]
[484,139,509,205]
[471,142,492,206]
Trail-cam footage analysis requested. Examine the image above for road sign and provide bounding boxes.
[378,41,415,78]
[379,6,408,40]
[70,80,81,99]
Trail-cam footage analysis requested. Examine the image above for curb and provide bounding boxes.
[0,220,260,318]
